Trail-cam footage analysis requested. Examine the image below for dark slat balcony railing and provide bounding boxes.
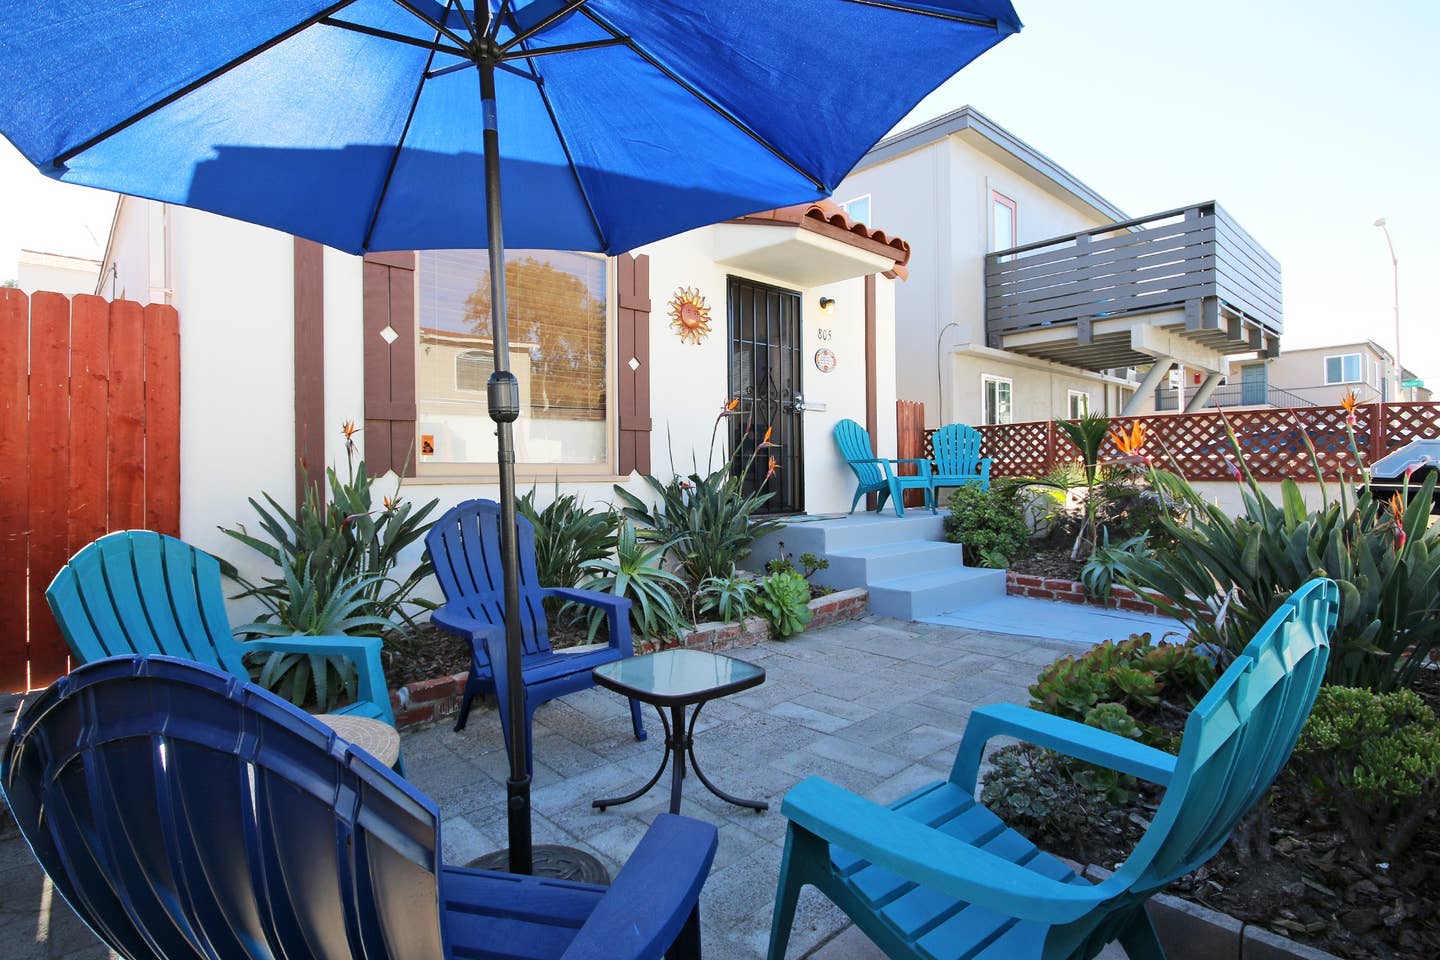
[985,202,1282,348]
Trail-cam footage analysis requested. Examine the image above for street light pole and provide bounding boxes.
[1374,218,1401,401]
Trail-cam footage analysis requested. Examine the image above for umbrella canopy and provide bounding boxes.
[0,0,1020,876]
[0,0,1018,255]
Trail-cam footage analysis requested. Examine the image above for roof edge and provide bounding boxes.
[854,105,1128,223]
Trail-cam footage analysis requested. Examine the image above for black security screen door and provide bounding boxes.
[728,276,804,514]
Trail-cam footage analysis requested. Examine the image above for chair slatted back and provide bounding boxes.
[1,656,446,960]
[931,424,983,477]
[1123,579,1337,892]
[46,531,247,676]
[834,419,882,487]
[425,499,551,656]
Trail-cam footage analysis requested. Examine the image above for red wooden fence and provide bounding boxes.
[0,290,180,693]
[895,399,927,507]
[903,402,1440,483]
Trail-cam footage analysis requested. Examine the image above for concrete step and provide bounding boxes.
[747,514,947,570]
[866,566,1008,621]
[817,540,969,591]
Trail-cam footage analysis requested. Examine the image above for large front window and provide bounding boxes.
[416,250,612,474]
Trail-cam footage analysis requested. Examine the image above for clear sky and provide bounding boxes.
[2,0,1436,384]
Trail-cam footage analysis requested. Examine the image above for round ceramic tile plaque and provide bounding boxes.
[814,347,837,373]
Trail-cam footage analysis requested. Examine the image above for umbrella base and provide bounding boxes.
[466,844,611,885]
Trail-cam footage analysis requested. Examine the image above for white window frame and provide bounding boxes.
[1067,389,1089,419]
[416,252,618,481]
[990,189,1018,254]
[982,374,1014,425]
[839,194,871,226]
[1323,352,1362,385]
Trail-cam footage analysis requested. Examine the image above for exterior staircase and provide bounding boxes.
[746,513,1006,621]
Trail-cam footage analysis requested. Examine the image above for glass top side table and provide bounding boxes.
[591,649,767,816]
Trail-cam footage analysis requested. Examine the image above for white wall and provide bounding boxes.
[15,252,100,298]
[110,210,899,614]
[834,131,1115,428]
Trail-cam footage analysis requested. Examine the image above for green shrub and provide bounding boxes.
[696,574,758,623]
[1290,685,1440,860]
[754,570,813,638]
[1116,414,1440,692]
[943,486,1030,565]
[517,486,617,591]
[574,521,691,645]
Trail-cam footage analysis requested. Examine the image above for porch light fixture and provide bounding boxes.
[819,297,836,314]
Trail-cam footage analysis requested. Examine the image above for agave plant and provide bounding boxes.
[517,484,617,618]
[237,557,392,710]
[221,423,439,633]
[696,573,758,623]
[1117,413,1440,692]
[613,465,780,587]
[573,521,691,644]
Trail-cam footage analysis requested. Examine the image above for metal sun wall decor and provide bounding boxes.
[668,286,712,345]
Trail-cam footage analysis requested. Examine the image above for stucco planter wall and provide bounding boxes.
[390,588,869,730]
[1007,572,1165,618]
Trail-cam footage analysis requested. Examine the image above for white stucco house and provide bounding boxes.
[97,195,908,590]
[832,106,1283,427]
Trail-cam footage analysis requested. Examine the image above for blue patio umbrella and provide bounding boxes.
[0,0,1020,873]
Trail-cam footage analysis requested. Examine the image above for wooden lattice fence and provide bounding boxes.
[955,402,1440,481]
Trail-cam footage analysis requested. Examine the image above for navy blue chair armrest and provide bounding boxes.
[559,814,718,960]
[432,607,504,651]
[542,587,634,653]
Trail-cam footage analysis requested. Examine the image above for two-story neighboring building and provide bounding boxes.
[1154,340,1429,411]
[834,106,1284,427]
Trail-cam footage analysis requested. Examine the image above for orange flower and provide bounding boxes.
[1390,493,1407,550]
[715,396,741,424]
[757,426,779,449]
[765,455,780,480]
[1339,389,1360,427]
[1109,421,1147,458]
[383,494,401,512]
[341,419,360,455]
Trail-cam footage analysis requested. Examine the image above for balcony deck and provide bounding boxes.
[985,202,1281,372]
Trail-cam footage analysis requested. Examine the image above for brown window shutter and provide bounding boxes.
[362,251,417,477]
[616,252,652,476]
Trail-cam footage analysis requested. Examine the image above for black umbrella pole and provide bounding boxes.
[479,53,532,876]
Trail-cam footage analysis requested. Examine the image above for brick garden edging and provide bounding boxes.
[1007,572,1164,617]
[389,588,868,730]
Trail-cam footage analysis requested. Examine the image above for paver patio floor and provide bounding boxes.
[1,615,1110,959]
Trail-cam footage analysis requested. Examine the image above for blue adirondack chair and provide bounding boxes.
[45,530,398,728]
[929,423,992,493]
[834,419,935,517]
[1,655,718,960]
[768,578,1339,960]
[426,499,646,769]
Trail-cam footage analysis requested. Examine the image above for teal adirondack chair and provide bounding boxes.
[835,419,935,517]
[930,423,991,493]
[46,530,398,728]
[769,578,1338,960]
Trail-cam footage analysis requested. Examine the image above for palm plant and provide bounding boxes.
[574,521,691,644]
[1053,412,1112,558]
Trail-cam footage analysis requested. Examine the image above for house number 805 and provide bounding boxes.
[816,328,833,341]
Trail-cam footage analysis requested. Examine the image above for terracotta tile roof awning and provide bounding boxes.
[729,200,912,280]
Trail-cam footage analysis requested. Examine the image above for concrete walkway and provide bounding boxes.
[923,594,1184,646]
[1,617,1102,960]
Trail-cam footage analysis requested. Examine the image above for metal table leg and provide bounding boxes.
[593,703,673,811]
[685,700,767,812]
